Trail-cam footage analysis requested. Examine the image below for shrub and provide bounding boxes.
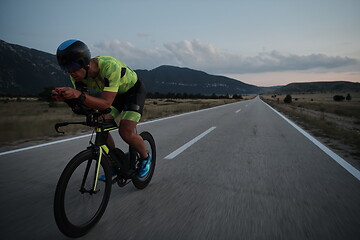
[333,95,345,101]
[346,94,352,101]
[284,94,292,103]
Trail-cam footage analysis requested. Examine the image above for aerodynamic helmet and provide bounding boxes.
[56,39,91,72]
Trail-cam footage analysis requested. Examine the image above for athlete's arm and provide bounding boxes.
[83,91,117,110]
[56,87,117,110]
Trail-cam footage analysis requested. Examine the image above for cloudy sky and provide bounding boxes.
[1,0,359,86]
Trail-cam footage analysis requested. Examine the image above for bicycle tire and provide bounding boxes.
[132,131,156,189]
[54,149,112,238]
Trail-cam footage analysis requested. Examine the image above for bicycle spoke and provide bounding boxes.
[80,159,92,192]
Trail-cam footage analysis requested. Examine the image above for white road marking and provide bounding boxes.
[164,126,216,160]
[263,100,360,181]
[0,135,92,156]
[235,109,242,113]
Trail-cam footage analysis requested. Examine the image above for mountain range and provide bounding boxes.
[0,40,70,95]
[137,66,273,95]
[0,40,276,96]
[0,40,358,96]
[274,81,360,94]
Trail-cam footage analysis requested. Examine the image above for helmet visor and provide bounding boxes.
[61,61,82,72]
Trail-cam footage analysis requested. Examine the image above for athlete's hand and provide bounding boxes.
[52,88,65,101]
[55,87,81,99]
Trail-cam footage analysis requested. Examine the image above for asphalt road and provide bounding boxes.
[0,97,359,240]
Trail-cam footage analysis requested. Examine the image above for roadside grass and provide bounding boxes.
[261,93,360,166]
[142,98,241,120]
[0,101,87,143]
[284,93,360,119]
[0,98,246,149]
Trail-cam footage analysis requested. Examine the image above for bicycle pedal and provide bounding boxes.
[116,178,131,187]
[111,176,118,184]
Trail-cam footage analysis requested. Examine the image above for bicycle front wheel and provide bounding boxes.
[54,149,112,238]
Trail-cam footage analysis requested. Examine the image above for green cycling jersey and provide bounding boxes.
[70,56,138,94]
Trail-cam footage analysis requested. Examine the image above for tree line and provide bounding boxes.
[146,92,243,99]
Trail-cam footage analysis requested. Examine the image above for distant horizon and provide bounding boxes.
[226,72,360,87]
[136,63,360,88]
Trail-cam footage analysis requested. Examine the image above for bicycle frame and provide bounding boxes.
[55,110,118,193]
[91,124,118,192]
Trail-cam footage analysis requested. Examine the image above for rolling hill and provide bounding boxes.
[274,81,360,94]
[0,40,70,95]
[137,65,263,95]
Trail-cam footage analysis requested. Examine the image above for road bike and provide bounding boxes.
[53,108,156,238]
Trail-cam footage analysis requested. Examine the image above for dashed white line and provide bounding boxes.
[164,126,216,160]
[235,109,242,113]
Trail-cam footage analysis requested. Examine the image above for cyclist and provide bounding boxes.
[52,39,151,178]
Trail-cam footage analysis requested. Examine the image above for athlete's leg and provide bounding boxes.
[106,133,115,150]
[119,119,147,159]
[112,80,147,158]
[98,113,116,150]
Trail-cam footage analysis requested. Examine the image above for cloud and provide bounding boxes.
[91,39,359,74]
[231,51,358,74]
[91,40,171,69]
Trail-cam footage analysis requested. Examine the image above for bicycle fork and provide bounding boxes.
[80,124,115,194]
[80,145,109,195]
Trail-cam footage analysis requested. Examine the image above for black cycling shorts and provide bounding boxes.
[110,80,146,122]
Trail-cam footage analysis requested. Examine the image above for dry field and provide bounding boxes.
[0,97,248,151]
[261,92,360,169]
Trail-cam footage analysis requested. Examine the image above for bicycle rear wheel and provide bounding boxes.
[54,149,112,238]
[132,131,156,189]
